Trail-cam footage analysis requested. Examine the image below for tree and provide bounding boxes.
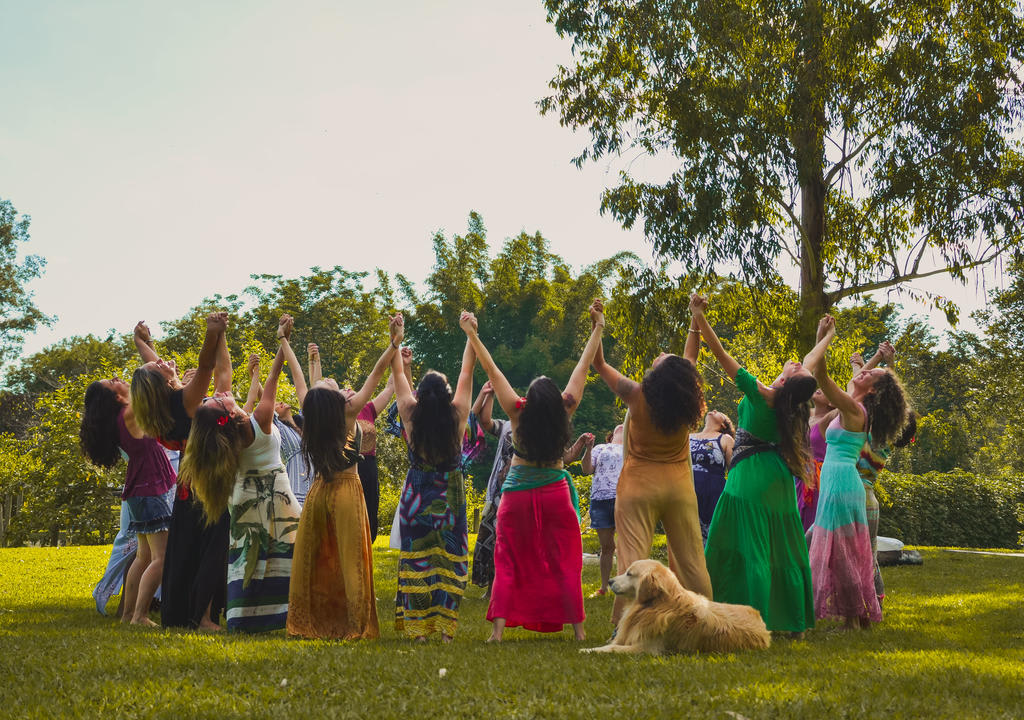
[0,198,52,364]
[541,0,1024,350]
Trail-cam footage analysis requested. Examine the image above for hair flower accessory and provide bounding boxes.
[515,397,527,410]
[216,414,230,426]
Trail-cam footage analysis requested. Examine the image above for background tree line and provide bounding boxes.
[1,211,1023,547]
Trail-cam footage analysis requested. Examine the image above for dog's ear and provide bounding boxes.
[636,565,671,604]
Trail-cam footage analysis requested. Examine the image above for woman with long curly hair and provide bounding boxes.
[390,314,477,641]
[809,321,910,629]
[80,376,176,625]
[286,314,403,640]
[460,301,605,642]
[591,306,714,626]
[178,315,301,633]
[692,294,831,635]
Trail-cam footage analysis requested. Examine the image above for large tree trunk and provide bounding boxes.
[793,0,828,353]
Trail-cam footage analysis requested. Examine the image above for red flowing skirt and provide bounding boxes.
[486,480,584,632]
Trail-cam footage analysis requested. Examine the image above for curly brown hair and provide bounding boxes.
[864,371,910,448]
[640,355,705,435]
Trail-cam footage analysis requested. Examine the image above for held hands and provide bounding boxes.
[877,340,895,364]
[277,314,294,340]
[819,314,836,340]
[481,380,494,396]
[401,346,413,367]
[851,352,865,372]
[246,353,260,379]
[389,313,405,346]
[307,343,319,363]
[459,311,478,335]
[584,432,595,448]
[589,299,605,328]
[206,311,228,334]
[134,321,152,346]
[689,293,708,317]
[181,368,197,386]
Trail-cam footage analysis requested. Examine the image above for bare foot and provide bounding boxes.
[130,617,158,628]
[486,633,502,643]
[415,636,427,643]
[572,622,586,641]
[198,620,223,633]
[441,634,453,644]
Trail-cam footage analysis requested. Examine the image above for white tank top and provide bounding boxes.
[240,415,285,472]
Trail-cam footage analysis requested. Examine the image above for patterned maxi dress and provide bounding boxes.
[226,416,302,632]
[394,446,468,638]
[808,414,882,622]
[689,434,728,543]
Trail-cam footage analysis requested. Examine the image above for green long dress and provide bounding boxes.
[703,368,814,632]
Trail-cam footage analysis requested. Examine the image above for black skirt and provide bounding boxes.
[357,455,380,540]
[160,490,229,628]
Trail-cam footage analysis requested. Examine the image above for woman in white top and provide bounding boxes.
[179,315,301,632]
[581,424,624,596]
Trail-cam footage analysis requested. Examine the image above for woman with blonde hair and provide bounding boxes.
[178,315,300,632]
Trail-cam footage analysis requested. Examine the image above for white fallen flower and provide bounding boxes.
[438,668,448,678]
[280,678,288,687]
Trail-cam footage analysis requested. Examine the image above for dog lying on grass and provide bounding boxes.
[582,559,771,655]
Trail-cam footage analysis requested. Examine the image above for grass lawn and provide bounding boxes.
[1,539,1022,719]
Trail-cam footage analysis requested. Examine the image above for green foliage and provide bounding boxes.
[2,545,1023,719]
[541,0,1024,348]
[0,198,52,365]
[876,470,1024,549]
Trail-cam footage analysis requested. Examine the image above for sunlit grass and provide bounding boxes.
[1,542,1021,719]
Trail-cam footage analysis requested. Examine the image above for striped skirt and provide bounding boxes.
[227,466,301,632]
[394,466,468,637]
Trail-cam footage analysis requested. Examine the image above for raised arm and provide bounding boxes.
[277,319,307,403]
[592,333,641,403]
[460,311,521,419]
[451,336,477,418]
[562,300,605,415]
[811,317,865,431]
[134,322,160,364]
[563,433,590,465]
[242,354,262,414]
[683,315,701,365]
[346,314,403,423]
[181,312,227,414]
[307,343,322,385]
[253,342,286,434]
[689,295,740,380]
[474,381,496,434]
[212,321,233,395]
[580,435,596,474]
[370,374,395,416]
[802,316,836,378]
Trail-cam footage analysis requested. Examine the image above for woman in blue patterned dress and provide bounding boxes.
[689,411,735,543]
[391,315,477,641]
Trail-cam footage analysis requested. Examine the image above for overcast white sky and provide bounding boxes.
[1,0,999,361]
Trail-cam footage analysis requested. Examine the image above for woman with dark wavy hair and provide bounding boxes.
[461,301,605,643]
[692,294,831,635]
[286,314,402,640]
[391,315,477,641]
[80,376,176,625]
[809,320,910,629]
[591,305,713,626]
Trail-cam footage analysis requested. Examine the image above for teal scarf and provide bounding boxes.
[501,466,580,519]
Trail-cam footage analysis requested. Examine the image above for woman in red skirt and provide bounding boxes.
[459,300,605,642]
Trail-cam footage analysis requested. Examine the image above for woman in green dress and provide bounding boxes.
[691,294,831,634]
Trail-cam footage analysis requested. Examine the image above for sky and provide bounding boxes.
[0,0,1003,362]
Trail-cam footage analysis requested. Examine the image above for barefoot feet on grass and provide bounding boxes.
[131,617,159,628]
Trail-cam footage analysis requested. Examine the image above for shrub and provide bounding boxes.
[875,470,1024,549]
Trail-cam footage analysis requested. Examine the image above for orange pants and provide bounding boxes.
[611,456,713,623]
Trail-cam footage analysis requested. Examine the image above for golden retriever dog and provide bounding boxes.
[582,559,771,655]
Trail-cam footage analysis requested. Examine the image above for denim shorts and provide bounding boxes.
[590,498,616,530]
[125,492,173,534]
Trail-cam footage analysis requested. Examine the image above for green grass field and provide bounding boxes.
[1,540,1021,719]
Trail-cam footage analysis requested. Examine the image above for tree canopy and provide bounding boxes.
[541,0,1024,349]
[0,199,51,364]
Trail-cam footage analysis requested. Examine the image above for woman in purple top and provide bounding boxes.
[81,376,176,626]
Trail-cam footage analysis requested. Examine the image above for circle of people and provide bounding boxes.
[79,294,913,643]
